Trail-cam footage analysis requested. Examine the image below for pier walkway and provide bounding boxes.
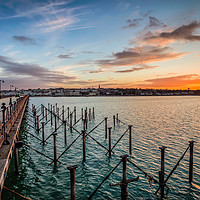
[0,95,29,198]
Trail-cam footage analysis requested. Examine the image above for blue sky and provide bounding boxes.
[0,0,200,90]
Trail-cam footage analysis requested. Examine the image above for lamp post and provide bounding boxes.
[0,80,5,99]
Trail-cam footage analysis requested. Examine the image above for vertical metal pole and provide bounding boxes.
[64,120,67,144]
[108,127,112,157]
[129,125,132,155]
[189,141,194,184]
[159,146,166,198]
[82,130,86,162]
[67,165,78,200]
[105,117,108,139]
[53,133,57,167]
[121,155,128,200]
[113,115,115,128]
[74,106,76,124]
[42,122,45,145]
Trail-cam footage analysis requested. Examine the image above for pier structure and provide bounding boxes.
[0,95,29,198]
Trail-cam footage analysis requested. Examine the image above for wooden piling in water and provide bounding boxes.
[67,107,70,119]
[45,107,47,121]
[116,113,118,124]
[108,127,112,157]
[159,146,166,198]
[89,108,91,121]
[36,116,39,132]
[51,105,53,126]
[67,165,78,200]
[82,130,86,162]
[54,113,57,131]
[105,117,108,139]
[70,112,73,132]
[189,141,194,184]
[53,133,57,167]
[42,122,45,145]
[62,105,64,121]
[81,108,83,121]
[113,115,115,128]
[74,106,76,124]
[92,107,95,120]
[129,125,132,155]
[120,155,128,200]
[64,120,67,144]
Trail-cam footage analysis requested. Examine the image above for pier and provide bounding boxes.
[0,95,29,198]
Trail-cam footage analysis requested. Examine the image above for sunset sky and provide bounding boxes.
[0,0,200,90]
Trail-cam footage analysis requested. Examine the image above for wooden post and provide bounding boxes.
[189,141,194,184]
[9,98,12,117]
[51,105,53,126]
[105,117,108,139]
[48,103,50,111]
[159,146,166,198]
[129,125,132,155]
[55,103,57,111]
[113,115,115,128]
[57,108,59,121]
[14,141,23,174]
[67,165,78,200]
[37,116,39,132]
[70,112,73,133]
[121,155,128,200]
[53,133,57,167]
[45,107,47,121]
[108,127,112,157]
[54,113,57,131]
[82,130,86,162]
[42,104,44,117]
[89,108,91,121]
[67,107,70,119]
[62,105,64,121]
[116,113,119,124]
[85,109,87,130]
[42,122,45,145]
[14,147,19,174]
[74,106,76,124]
[92,107,95,120]
[81,108,83,121]
[64,120,67,144]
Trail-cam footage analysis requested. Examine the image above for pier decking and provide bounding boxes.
[0,95,29,198]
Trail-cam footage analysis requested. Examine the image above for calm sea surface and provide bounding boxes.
[2,96,200,199]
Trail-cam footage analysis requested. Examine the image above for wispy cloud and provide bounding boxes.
[115,64,159,73]
[58,54,72,59]
[13,36,36,45]
[149,16,166,27]
[0,0,90,33]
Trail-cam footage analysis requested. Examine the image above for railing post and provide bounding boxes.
[129,125,132,155]
[82,130,86,162]
[42,122,45,145]
[53,133,57,167]
[189,141,194,184]
[121,155,128,200]
[159,146,166,198]
[108,127,112,157]
[67,165,78,200]
[105,117,108,139]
